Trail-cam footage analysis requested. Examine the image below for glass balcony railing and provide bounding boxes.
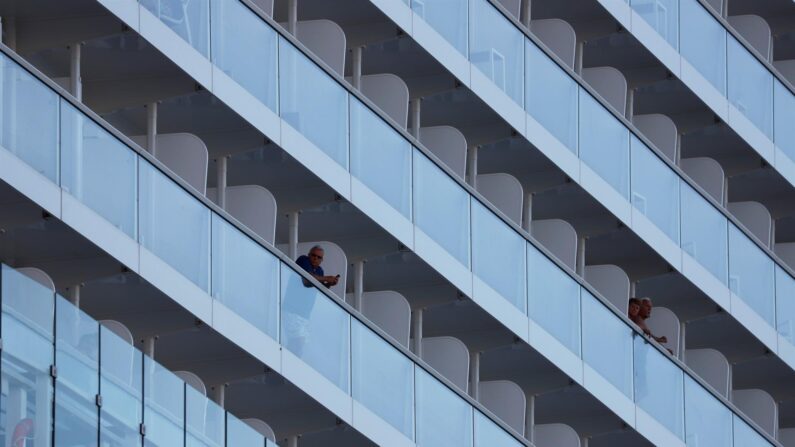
[393,0,795,359]
[0,47,524,446]
[0,20,778,442]
[0,264,273,447]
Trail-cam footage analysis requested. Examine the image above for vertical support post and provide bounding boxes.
[626,87,634,120]
[581,436,589,447]
[575,41,584,75]
[351,46,363,90]
[288,212,300,260]
[146,102,158,157]
[520,0,532,28]
[287,0,298,36]
[409,98,422,138]
[629,281,637,298]
[353,260,365,311]
[469,351,480,400]
[411,308,423,356]
[69,43,82,101]
[466,145,479,189]
[68,284,81,308]
[143,336,156,360]
[211,384,226,407]
[576,236,586,276]
[521,192,533,232]
[525,394,535,442]
[216,156,228,210]
[679,321,686,361]
[287,436,299,447]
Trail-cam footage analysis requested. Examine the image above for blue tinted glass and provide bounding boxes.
[144,357,185,447]
[775,81,795,160]
[582,291,633,398]
[728,225,775,325]
[680,0,727,94]
[61,101,138,238]
[100,325,143,447]
[350,98,412,218]
[412,0,468,55]
[186,385,224,447]
[732,415,770,447]
[684,377,732,447]
[139,160,211,291]
[579,89,630,198]
[527,245,581,354]
[140,0,209,56]
[0,55,59,182]
[1,265,55,447]
[413,151,471,267]
[226,414,265,446]
[211,215,279,339]
[279,39,349,168]
[525,41,578,153]
[634,337,684,439]
[469,0,524,105]
[471,200,526,312]
[55,297,99,446]
[631,0,679,48]
[281,266,350,392]
[210,0,278,111]
[776,267,795,346]
[351,320,414,438]
[474,411,521,447]
[630,136,680,242]
[727,37,773,138]
[680,182,728,285]
[415,368,473,447]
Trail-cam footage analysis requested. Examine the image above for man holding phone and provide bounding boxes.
[296,245,340,288]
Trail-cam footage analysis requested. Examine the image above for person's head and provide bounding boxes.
[307,246,324,268]
[628,298,641,318]
[639,297,653,319]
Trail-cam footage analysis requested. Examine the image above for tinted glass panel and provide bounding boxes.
[579,89,630,198]
[684,376,732,447]
[140,0,209,56]
[469,0,524,104]
[680,182,728,285]
[144,357,185,447]
[634,337,684,439]
[630,136,680,242]
[412,0,468,54]
[728,225,775,325]
[727,37,773,138]
[582,292,633,398]
[631,0,679,48]
[680,0,727,94]
[100,326,143,447]
[415,368,473,447]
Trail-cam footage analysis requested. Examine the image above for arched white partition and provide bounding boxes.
[727,201,772,248]
[100,320,134,344]
[360,291,411,348]
[685,348,730,398]
[496,0,521,19]
[727,15,772,61]
[680,157,725,205]
[206,185,277,244]
[294,20,346,76]
[175,371,207,396]
[243,418,277,443]
[99,320,136,386]
[534,423,581,447]
[530,219,578,270]
[530,19,577,70]
[583,265,630,314]
[645,306,680,356]
[18,267,56,292]
[420,336,470,393]
[476,173,524,224]
[775,242,795,269]
[357,74,409,129]
[632,114,678,162]
[478,380,525,435]
[780,428,795,446]
[282,241,348,299]
[732,389,778,437]
[131,133,209,195]
[418,126,467,179]
[582,67,628,117]
[774,60,795,85]
[250,0,273,16]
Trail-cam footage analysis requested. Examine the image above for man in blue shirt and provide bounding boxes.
[296,245,339,288]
